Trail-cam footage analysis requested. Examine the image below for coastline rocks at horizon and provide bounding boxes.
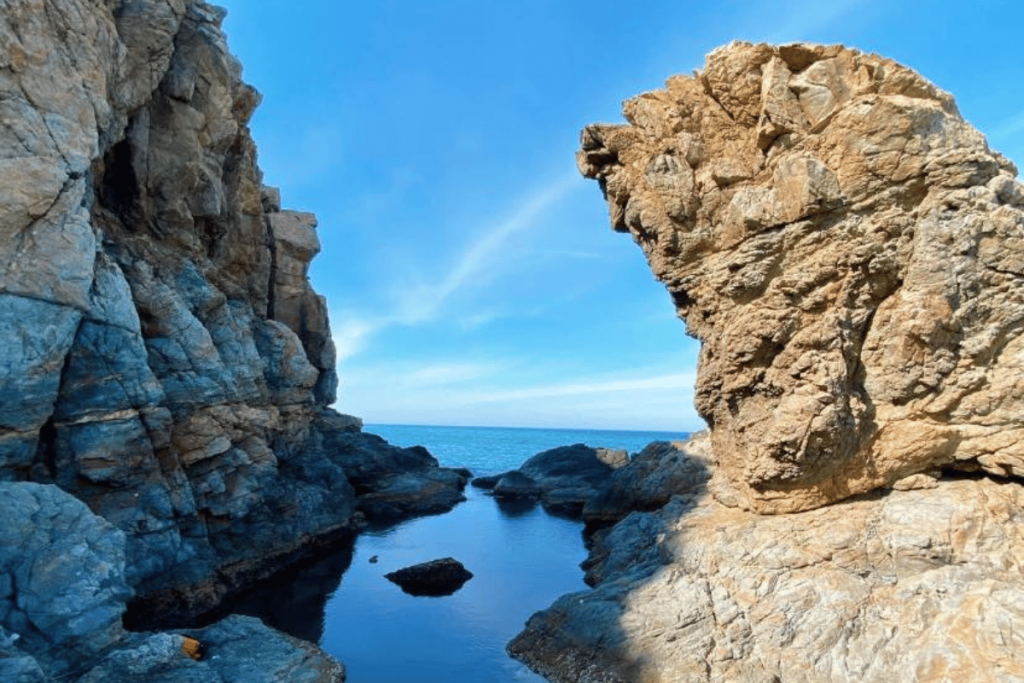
[509,41,1024,682]
[475,437,712,523]
[473,443,628,517]
[0,0,462,679]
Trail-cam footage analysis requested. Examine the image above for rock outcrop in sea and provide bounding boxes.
[1,1,465,678]
[511,42,1024,682]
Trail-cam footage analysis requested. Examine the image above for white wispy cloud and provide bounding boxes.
[331,316,384,363]
[402,361,505,388]
[337,363,701,431]
[331,170,581,362]
[393,171,581,325]
[470,371,697,403]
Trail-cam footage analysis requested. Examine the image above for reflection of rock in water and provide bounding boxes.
[219,542,356,643]
[127,539,357,643]
[495,497,538,518]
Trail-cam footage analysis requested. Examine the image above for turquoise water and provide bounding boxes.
[236,424,688,682]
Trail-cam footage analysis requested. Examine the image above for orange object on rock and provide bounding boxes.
[181,635,203,661]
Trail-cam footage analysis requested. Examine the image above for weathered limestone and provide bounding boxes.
[578,41,1024,513]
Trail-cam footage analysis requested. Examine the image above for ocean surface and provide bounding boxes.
[233,424,689,683]
[366,423,691,477]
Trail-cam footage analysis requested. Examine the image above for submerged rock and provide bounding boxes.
[385,558,474,597]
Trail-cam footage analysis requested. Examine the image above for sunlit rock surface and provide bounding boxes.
[511,467,1024,683]
[510,43,1024,683]
[577,41,1024,513]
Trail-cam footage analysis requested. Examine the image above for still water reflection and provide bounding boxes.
[230,486,588,682]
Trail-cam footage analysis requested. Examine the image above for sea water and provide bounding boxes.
[235,424,688,682]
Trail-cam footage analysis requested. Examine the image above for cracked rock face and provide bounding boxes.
[510,474,1024,683]
[578,41,1024,512]
[0,0,348,595]
[0,0,448,618]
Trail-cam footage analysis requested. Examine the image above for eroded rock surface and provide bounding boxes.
[578,41,1024,513]
[0,0,463,679]
[384,558,474,597]
[1,0,466,600]
[0,482,131,677]
[581,434,712,525]
[512,42,1024,683]
[78,616,346,683]
[473,444,629,517]
[511,476,1024,683]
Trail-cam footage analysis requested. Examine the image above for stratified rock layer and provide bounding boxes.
[0,0,466,630]
[578,41,1024,513]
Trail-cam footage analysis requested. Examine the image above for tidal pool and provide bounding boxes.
[228,486,589,682]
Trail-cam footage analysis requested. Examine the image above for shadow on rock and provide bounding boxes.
[189,541,355,644]
[507,433,712,683]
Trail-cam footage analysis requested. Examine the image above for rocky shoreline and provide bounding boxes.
[505,41,1024,682]
[3,1,1024,681]
[0,1,467,679]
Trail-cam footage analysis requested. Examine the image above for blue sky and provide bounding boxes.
[220,0,1024,432]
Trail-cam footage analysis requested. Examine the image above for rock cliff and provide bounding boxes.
[577,42,1024,513]
[509,42,1024,682]
[1,1,465,678]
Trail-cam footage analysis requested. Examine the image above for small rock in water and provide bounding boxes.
[385,557,473,596]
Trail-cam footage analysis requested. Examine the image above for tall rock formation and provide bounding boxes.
[509,42,1024,683]
[577,42,1024,513]
[0,0,466,647]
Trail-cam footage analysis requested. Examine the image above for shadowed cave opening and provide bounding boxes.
[99,139,139,221]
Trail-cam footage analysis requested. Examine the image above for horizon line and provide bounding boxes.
[362,421,699,435]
